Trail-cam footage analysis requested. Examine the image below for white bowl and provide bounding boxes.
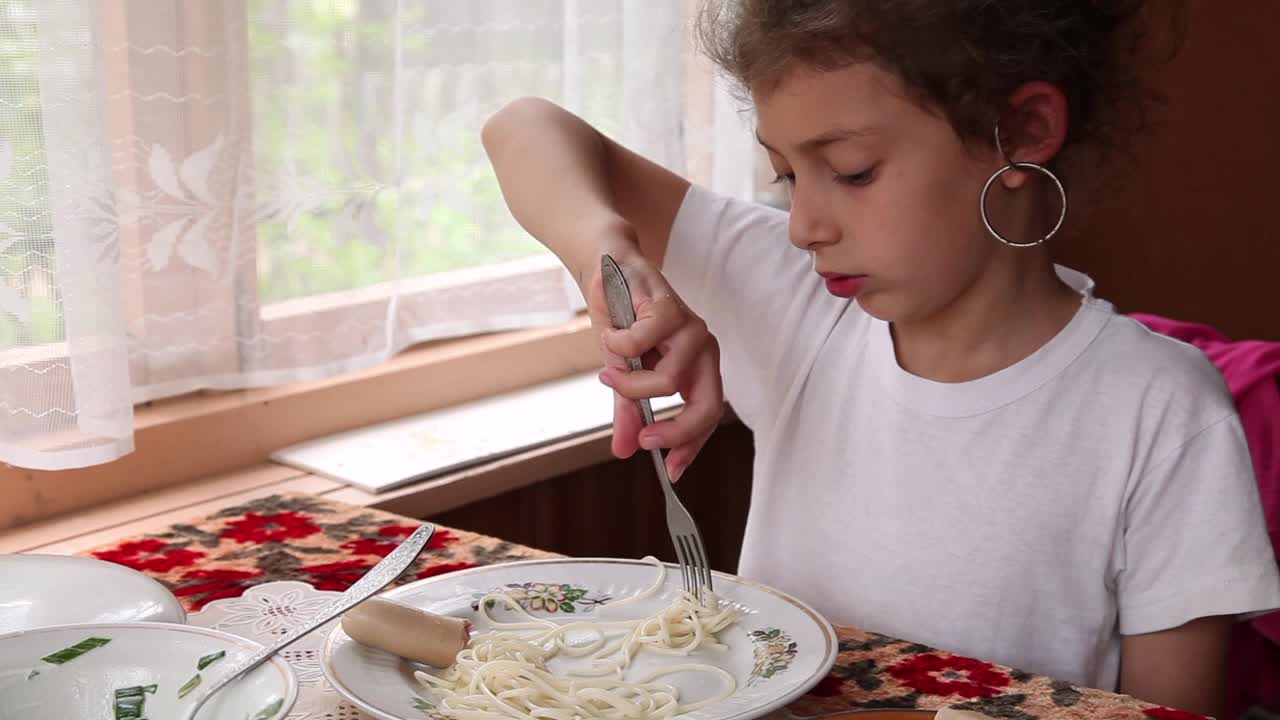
[0,554,186,633]
[0,622,297,720]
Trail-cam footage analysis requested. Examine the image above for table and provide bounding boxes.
[75,492,1191,720]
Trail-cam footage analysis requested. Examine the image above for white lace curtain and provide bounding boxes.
[0,0,757,470]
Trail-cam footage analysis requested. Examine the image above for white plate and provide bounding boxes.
[0,622,297,720]
[323,558,838,720]
[0,554,186,633]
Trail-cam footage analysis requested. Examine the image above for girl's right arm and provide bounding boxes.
[481,97,724,479]
[481,96,685,287]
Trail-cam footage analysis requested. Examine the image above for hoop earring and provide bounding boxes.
[980,123,1068,248]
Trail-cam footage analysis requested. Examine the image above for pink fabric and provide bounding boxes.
[1130,313,1280,716]
[1228,623,1280,715]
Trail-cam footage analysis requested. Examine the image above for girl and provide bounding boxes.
[481,2,1280,715]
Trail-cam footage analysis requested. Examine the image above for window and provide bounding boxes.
[0,0,758,471]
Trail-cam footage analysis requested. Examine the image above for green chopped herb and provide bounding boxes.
[113,684,157,720]
[196,650,226,670]
[249,696,285,720]
[40,636,111,665]
[178,673,202,698]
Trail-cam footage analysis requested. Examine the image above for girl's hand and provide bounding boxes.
[586,249,724,481]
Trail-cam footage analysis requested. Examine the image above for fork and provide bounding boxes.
[600,254,715,602]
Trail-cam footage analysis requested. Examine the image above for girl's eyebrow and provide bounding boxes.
[755,125,880,154]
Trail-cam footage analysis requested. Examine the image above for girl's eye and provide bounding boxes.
[770,172,795,185]
[834,167,876,186]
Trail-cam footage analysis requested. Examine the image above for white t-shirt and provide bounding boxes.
[662,184,1280,690]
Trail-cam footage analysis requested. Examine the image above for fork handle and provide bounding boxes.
[622,356,659,428]
[649,448,681,497]
[620,355,678,490]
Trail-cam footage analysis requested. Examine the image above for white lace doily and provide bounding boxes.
[188,580,374,720]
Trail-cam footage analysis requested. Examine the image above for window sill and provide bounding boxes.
[0,402,717,556]
[0,315,599,532]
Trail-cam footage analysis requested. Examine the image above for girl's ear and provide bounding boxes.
[997,82,1070,190]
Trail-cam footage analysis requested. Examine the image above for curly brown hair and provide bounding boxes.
[696,1,1186,174]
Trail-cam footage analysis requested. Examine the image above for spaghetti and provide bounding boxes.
[414,558,741,720]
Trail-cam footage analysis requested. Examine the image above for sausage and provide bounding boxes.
[341,597,470,668]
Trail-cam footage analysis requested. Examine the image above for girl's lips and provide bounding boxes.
[818,273,867,298]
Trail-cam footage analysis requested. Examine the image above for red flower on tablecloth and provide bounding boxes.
[300,559,374,591]
[341,527,459,557]
[340,538,400,557]
[417,561,479,580]
[887,653,1011,699]
[1144,708,1209,720]
[220,511,322,544]
[173,568,263,610]
[93,538,205,573]
[378,524,459,549]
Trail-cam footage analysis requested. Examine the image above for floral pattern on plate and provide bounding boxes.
[471,581,611,615]
[748,627,798,686]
